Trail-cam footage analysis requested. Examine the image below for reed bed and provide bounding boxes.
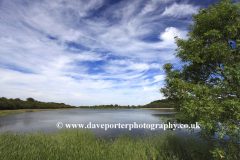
[0,128,215,160]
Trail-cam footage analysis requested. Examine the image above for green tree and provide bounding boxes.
[160,0,240,159]
[26,97,35,102]
[14,98,22,101]
[0,97,8,101]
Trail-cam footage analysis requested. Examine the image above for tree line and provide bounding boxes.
[0,97,76,110]
[0,97,174,110]
[78,104,140,109]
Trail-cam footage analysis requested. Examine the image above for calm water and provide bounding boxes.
[0,109,227,141]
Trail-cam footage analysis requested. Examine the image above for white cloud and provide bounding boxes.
[158,27,188,48]
[0,0,203,106]
[74,52,105,61]
[161,2,199,18]
[141,0,175,15]
[0,67,164,105]
[78,0,104,17]
[153,75,165,82]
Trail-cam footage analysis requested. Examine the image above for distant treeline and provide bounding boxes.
[0,97,175,110]
[0,97,77,110]
[78,99,175,109]
[78,104,141,109]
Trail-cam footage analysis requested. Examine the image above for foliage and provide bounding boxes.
[78,104,140,109]
[78,99,174,109]
[0,97,174,110]
[26,97,35,102]
[160,0,240,159]
[144,99,175,108]
[0,97,76,110]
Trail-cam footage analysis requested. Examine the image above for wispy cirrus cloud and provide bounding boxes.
[0,0,210,106]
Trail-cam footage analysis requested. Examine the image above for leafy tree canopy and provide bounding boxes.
[26,97,35,102]
[160,0,240,159]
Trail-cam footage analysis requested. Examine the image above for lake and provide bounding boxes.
[0,108,231,141]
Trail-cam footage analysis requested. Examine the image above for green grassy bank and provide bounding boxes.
[0,128,215,160]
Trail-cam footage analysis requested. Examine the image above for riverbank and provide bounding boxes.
[0,128,214,160]
[76,107,139,109]
[0,108,75,118]
[140,108,174,109]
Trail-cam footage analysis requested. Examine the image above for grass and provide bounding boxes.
[0,108,75,118]
[0,128,216,160]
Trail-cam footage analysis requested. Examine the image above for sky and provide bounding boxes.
[0,0,231,106]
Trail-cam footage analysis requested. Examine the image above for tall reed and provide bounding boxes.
[0,128,215,160]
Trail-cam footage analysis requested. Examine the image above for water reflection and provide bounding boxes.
[0,109,237,142]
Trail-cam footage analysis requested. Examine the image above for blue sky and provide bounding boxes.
[0,0,229,106]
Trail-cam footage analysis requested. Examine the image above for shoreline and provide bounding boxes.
[0,108,75,111]
[140,108,174,109]
[0,108,75,118]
